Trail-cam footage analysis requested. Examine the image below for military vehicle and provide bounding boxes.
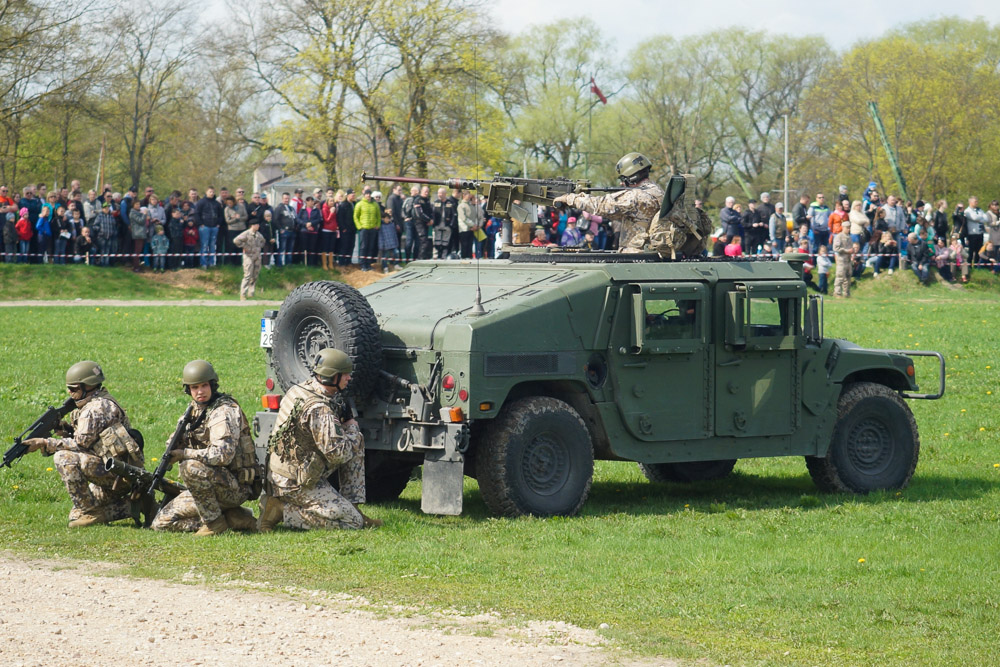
[253,250,944,517]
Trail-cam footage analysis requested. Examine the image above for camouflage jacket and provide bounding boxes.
[267,378,363,494]
[559,179,663,251]
[177,395,259,491]
[43,388,131,456]
[648,174,713,259]
[233,229,265,258]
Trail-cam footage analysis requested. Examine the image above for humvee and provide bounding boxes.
[253,250,944,517]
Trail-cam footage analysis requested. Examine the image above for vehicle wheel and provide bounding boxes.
[806,382,919,493]
[271,281,382,399]
[329,451,416,503]
[639,459,737,483]
[476,397,593,517]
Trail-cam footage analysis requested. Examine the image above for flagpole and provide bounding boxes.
[95,135,105,193]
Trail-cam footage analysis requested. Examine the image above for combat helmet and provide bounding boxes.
[616,152,652,185]
[66,360,104,388]
[313,348,353,379]
[182,359,219,386]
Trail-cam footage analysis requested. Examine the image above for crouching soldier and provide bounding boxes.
[151,360,261,536]
[21,361,141,527]
[258,348,381,532]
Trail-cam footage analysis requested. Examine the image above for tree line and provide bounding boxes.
[2,0,998,206]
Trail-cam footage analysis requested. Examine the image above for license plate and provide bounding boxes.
[260,317,274,348]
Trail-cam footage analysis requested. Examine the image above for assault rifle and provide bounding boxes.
[2,397,76,469]
[147,404,194,496]
[361,172,623,224]
[104,458,186,527]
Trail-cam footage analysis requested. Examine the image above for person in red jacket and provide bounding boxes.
[15,207,32,263]
[320,188,341,270]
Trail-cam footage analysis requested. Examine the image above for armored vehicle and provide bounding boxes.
[253,250,944,517]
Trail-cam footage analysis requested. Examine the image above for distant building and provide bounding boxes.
[252,153,321,202]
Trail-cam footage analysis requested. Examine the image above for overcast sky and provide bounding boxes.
[486,0,1000,52]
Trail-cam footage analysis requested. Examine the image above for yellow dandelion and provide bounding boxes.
[684,504,690,508]
[980,427,986,432]
[138,357,144,362]
[95,307,100,311]
[858,558,866,564]
[907,333,913,338]
[961,409,967,413]
[944,433,949,436]
[993,463,999,468]
[988,391,993,395]
[46,467,53,472]
[920,568,925,572]
[151,458,158,463]
[12,485,18,490]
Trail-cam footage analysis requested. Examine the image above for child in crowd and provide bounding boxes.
[151,224,169,272]
[15,207,32,263]
[74,226,93,264]
[816,246,831,294]
[182,217,199,267]
[167,208,185,270]
[3,211,17,262]
[35,206,52,263]
[54,206,74,264]
[378,207,399,273]
[725,236,743,257]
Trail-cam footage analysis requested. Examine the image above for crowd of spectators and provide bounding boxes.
[3,177,999,287]
[710,182,1000,288]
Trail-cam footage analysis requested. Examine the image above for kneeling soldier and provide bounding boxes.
[258,348,381,532]
[151,360,261,535]
[22,361,140,527]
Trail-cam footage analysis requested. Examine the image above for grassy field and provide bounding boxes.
[0,268,998,665]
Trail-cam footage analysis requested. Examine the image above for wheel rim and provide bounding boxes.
[520,430,570,496]
[295,316,337,369]
[847,416,894,475]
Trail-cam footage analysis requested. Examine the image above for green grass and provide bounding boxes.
[1,270,999,665]
[0,262,338,301]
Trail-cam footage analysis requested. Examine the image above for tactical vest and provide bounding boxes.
[267,382,337,490]
[78,390,143,467]
[186,395,262,494]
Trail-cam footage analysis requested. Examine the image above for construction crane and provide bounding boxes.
[867,101,911,202]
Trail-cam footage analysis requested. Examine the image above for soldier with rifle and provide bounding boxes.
[16,361,141,527]
[150,360,260,535]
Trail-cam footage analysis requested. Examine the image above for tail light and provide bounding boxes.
[448,407,465,422]
[458,389,468,402]
[262,394,281,410]
[442,374,456,390]
[265,378,275,390]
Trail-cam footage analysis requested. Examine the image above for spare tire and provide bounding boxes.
[270,281,382,399]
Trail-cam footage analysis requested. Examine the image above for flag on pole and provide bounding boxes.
[590,77,607,105]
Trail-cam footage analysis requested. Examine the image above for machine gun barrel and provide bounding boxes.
[361,172,479,191]
[104,458,186,498]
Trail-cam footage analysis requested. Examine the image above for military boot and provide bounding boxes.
[353,503,383,529]
[257,494,284,533]
[68,512,108,528]
[224,507,258,533]
[194,515,230,537]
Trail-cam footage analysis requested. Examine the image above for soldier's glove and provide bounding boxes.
[53,420,74,437]
[166,449,186,466]
[553,194,574,206]
[21,438,46,453]
[239,468,256,484]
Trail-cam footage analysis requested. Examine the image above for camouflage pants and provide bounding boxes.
[282,478,363,530]
[240,254,261,298]
[834,259,851,297]
[150,460,249,532]
[53,450,129,522]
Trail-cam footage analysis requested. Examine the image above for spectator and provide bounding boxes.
[54,208,76,264]
[952,203,966,239]
[335,189,357,266]
[949,233,969,283]
[908,230,933,284]
[3,211,16,262]
[194,186,223,267]
[964,196,988,268]
[165,208,184,270]
[129,200,148,272]
[724,236,742,257]
[431,187,455,259]
[863,190,881,222]
[873,208,897,276]
[401,185,419,261]
[456,191,479,257]
[353,187,380,272]
[151,224,169,272]
[828,200,847,236]
[932,200,950,241]
[15,207,32,262]
[35,206,52,263]
[297,196,322,266]
[987,200,1000,249]
[273,192,297,266]
[792,194,810,233]
[147,194,165,227]
[73,226,93,264]
[560,216,582,247]
[832,226,853,297]
[741,199,761,253]
[225,188,249,265]
[837,184,850,205]
[755,192,775,251]
[83,190,99,224]
[720,196,741,241]
[768,202,787,253]
[318,189,340,271]
[291,188,304,215]
[808,193,830,253]
[531,228,555,247]
[815,245,831,294]
[182,216,199,267]
[847,200,868,247]
[0,185,15,215]
[979,240,1000,274]
[934,236,955,282]
[377,204,399,273]
[92,202,116,266]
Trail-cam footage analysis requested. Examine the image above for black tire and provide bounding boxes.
[475,396,593,517]
[806,382,919,493]
[271,281,382,399]
[329,450,416,503]
[639,459,737,483]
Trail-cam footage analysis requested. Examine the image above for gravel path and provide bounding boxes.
[0,299,281,307]
[0,556,656,667]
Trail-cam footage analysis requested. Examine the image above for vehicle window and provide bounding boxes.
[644,298,698,340]
[749,297,787,337]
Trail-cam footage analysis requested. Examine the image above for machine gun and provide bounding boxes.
[147,404,194,496]
[104,457,186,527]
[2,397,76,469]
[361,172,623,224]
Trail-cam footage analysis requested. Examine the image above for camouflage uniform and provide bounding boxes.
[832,229,853,297]
[42,388,135,523]
[648,174,714,259]
[557,179,663,252]
[151,395,259,532]
[233,227,265,299]
[265,378,365,530]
